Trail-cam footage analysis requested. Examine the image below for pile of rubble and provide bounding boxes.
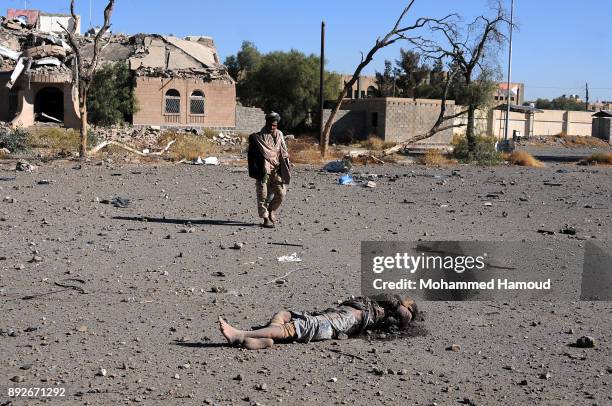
[1,17,73,88]
[89,125,245,150]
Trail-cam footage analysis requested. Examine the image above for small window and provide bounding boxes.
[190,90,205,115]
[372,112,378,127]
[165,89,181,114]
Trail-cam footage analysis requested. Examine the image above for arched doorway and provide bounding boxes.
[35,87,64,123]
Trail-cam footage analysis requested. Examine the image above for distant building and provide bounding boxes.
[7,8,81,34]
[589,101,612,111]
[341,75,378,99]
[494,82,525,105]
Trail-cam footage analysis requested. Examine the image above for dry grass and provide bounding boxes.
[555,132,609,148]
[358,136,397,151]
[419,148,455,166]
[287,137,343,164]
[504,151,545,168]
[28,127,81,152]
[158,131,220,161]
[579,152,612,166]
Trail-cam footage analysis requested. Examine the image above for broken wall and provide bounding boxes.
[235,105,265,135]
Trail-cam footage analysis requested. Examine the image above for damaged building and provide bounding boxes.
[0,11,237,131]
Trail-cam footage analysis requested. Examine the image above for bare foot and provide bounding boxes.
[218,316,244,346]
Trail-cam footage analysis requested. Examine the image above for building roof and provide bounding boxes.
[495,104,543,114]
[592,110,612,118]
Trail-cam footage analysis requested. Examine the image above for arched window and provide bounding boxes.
[190,90,205,115]
[165,89,181,114]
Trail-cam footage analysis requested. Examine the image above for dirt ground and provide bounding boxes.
[1,157,611,406]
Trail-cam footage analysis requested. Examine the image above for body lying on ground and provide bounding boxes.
[218,294,418,350]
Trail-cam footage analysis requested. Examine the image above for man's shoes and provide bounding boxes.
[263,217,275,228]
[268,211,277,223]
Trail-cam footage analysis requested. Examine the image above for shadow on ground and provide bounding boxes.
[113,216,257,227]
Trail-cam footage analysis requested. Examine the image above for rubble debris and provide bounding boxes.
[575,336,595,348]
[324,159,352,173]
[15,160,37,172]
[0,44,21,60]
[277,253,302,263]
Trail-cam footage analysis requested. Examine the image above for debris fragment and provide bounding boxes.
[15,160,37,172]
[277,253,302,263]
[575,336,595,348]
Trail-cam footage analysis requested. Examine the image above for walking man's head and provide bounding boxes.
[265,112,281,132]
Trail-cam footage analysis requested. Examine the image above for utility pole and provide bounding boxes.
[503,0,515,142]
[585,83,589,111]
[319,21,325,144]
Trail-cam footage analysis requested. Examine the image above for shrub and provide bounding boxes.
[505,151,544,168]
[158,131,220,161]
[452,135,502,165]
[28,127,100,153]
[0,126,31,153]
[286,137,343,164]
[419,148,455,166]
[579,152,612,166]
[358,136,397,151]
[88,62,138,126]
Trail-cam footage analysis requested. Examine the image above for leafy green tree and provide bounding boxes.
[87,62,137,126]
[227,45,341,129]
[374,60,396,97]
[395,49,430,98]
[534,96,585,111]
[224,40,262,81]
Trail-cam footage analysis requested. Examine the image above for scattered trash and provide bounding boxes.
[193,157,204,165]
[537,229,555,235]
[277,253,302,263]
[365,180,377,188]
[338,174,354,185]
[204,157,219,165]
[142,148,150,154]
[324,159,352,173]
[96,367,107,377]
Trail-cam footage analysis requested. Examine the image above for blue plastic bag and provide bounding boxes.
[338,174,353,185]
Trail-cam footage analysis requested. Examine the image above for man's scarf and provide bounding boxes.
[253,127,289,173]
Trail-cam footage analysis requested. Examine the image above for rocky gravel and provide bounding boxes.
[0,159,611,405]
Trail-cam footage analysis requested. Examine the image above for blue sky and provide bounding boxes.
[6,0,612,101]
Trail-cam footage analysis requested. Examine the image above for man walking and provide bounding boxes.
[248,112,291,228]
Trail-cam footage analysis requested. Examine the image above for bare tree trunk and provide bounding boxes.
[79,90,88,158]
[466,104,476,152]
[319,1,453,157]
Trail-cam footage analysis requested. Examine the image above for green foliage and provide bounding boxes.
[87,62,138,126]
[0,126,31,153]
[227,43,341,129]
[534,96,586,111]
[452,135,502,166]
[224,41,262,81]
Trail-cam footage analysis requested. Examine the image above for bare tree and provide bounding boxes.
[319,0,453,157]
[61,0,116,159]
[410,5,508,151]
